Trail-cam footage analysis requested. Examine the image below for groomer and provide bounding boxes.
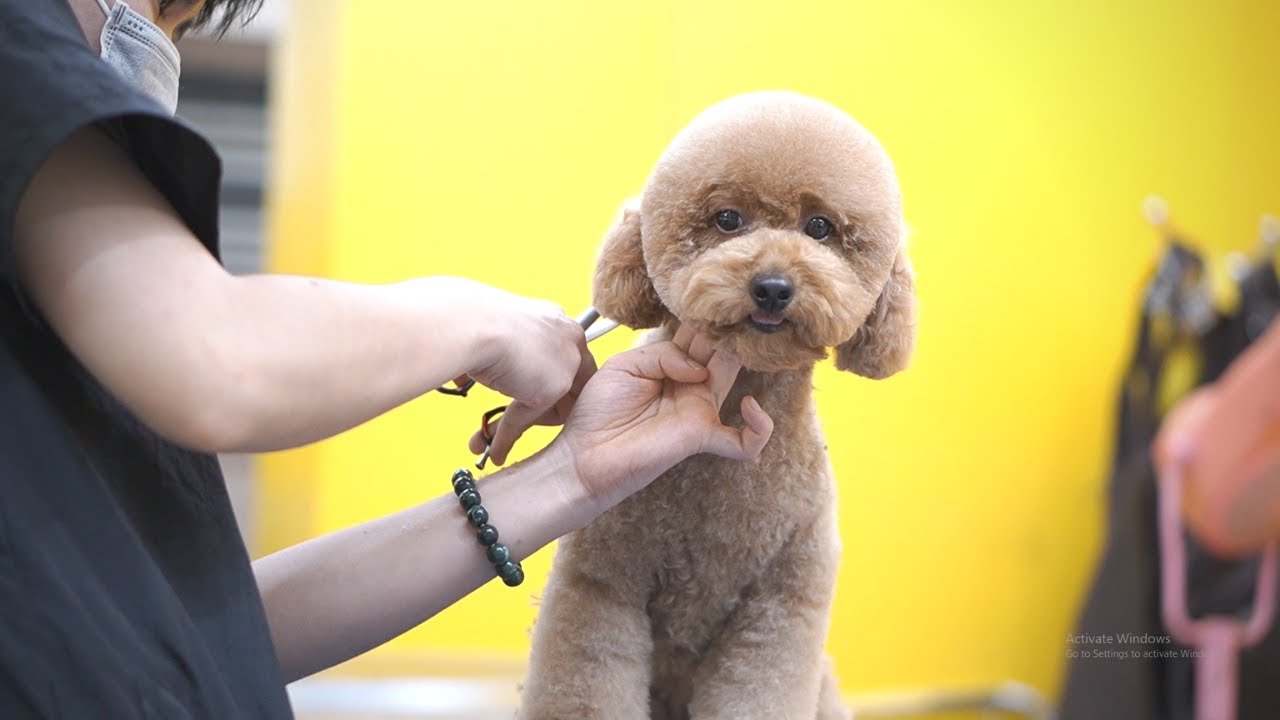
[0,1,773,716]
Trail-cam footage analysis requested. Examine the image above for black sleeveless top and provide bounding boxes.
[0,1,291,716]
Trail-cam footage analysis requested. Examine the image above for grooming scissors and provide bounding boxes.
[471,307,621,469]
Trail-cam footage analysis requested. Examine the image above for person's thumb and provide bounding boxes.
[612,341,708,383]
[698,396,773,461]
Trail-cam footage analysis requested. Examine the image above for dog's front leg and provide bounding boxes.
[687,515,841,720]
[519,539,653,720]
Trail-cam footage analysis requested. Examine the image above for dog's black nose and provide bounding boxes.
[750,274,793,313]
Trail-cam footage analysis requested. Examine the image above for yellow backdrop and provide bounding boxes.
[256,0,1280,708]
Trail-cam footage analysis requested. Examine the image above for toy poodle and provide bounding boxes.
[519,90,916,720]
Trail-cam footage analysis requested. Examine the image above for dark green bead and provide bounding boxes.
[486,543,510,565]
[452,476,476,495]
[451,468,473,486]
[496,561,524,587]
[458,488,482,509]
[466,505,489,526]
[476,524,499,546]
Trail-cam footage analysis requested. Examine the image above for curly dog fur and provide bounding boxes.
[519,90,916,720]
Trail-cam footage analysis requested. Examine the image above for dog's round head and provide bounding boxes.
[593,91,915,377]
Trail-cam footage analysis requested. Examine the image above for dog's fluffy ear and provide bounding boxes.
[835,249,916,379]
[592,199,666,328]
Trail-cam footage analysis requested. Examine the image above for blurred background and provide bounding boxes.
[181,0,1280,717]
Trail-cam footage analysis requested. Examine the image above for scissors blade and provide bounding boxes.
[576,306,621,343]
[585,317,621,343]
[576,307,601,328]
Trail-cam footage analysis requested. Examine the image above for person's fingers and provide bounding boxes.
[533,404,570,427]
[533,393,576,428]
[740,395,774,458]
[686,331,716,367]
[487,399,547,466]
[526,337,600,428]
[470,411,560,457]
[489,329,588,463]
[705,349,742,410]
[468,428,487,455]
[699,395,773,461]
[1153,387,1215,472]
[672,322,696,352]
[574,333,599,390]
[612,341,708,384]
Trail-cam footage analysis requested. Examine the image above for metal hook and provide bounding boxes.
[1143,194,1197,249]
[1144,194,1172,234]
[1261,214,1279,259]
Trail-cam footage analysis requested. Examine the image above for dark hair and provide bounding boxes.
[163,0,265,38]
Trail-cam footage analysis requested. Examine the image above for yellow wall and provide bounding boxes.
[258,0,1280,706]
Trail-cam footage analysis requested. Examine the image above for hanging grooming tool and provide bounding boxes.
[1142,195,1217,336]
[1160,459,1279,720]
[1229,216,1280,342]
[1156,289,1280,720]
[1131,196,1218,420]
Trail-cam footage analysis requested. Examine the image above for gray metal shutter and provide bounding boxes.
[176,41,270,276]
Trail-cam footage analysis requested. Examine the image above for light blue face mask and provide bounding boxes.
[95,0,182,114]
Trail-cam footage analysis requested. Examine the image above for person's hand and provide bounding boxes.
[550,324,774,511]
[456,283,596,466]
[1152,328,1280,557]
[1152,384,1222,546]
[1152,314,1280,556]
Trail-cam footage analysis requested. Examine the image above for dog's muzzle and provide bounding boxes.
[747,273,792,333]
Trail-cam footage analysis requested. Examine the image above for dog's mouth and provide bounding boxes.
[746,311,789,334]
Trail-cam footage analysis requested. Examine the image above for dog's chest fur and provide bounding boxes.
[570,366,838,654]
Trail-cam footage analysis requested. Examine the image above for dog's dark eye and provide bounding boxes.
[714,209,743,233]
[804,216,834,241]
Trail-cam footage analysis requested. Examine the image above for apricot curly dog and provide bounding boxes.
[519,90,916,720]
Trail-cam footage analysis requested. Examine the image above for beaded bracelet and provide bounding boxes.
[451,468,524,587]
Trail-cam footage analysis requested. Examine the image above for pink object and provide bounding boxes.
[1159,463,1278,720]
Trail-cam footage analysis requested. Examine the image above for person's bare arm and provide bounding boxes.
[254,330,773,682]
[13,126,587,453]
[254,442,585,682]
